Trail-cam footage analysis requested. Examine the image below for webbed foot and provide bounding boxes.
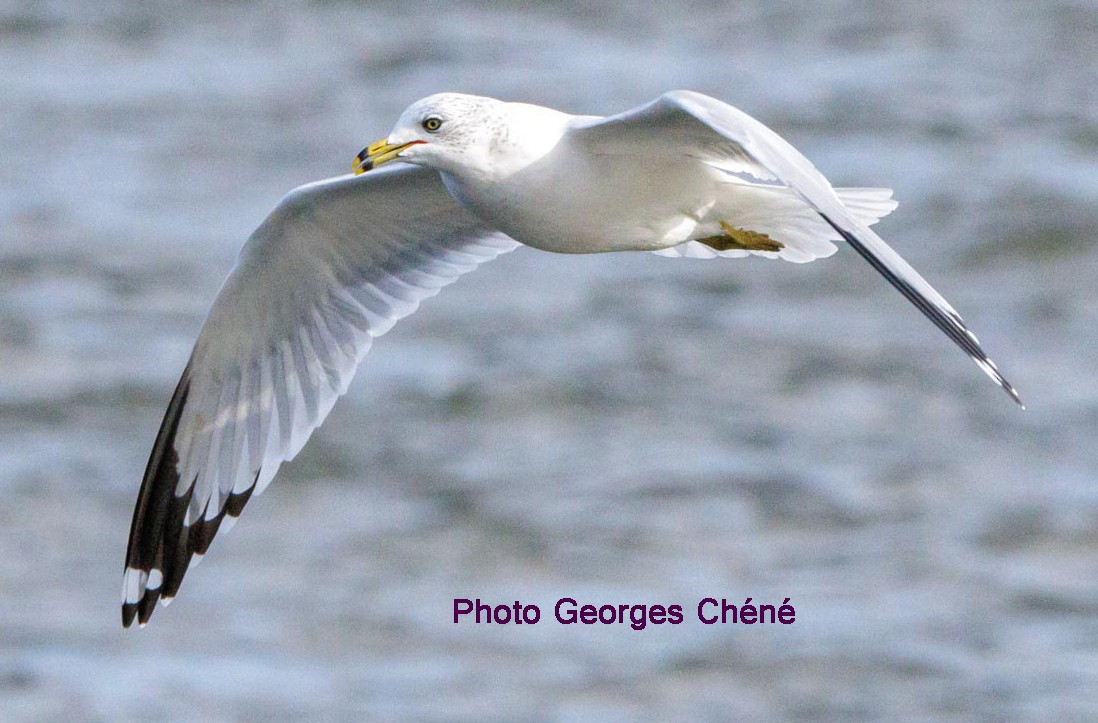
[696,222,785,252]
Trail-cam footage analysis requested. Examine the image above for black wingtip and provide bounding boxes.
[819,213,1023,407]
[137,587,161,626]
[1004,382,1025,409]
[122,364,192,628]
[122,601,138,628]
[189,480,258,556]
[122,360,267,627]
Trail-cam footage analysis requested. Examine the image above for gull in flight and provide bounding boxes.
[122,90,1021,627]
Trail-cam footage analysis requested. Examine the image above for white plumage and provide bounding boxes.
[122,90,1020,628]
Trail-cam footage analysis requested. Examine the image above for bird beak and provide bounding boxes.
[352,139,424,175]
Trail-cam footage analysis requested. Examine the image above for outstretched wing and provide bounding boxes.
[123,165,518,627]
[569,90,1021,406]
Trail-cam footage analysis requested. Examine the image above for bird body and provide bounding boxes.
[122,90,1021,628]
[442,143,720,254]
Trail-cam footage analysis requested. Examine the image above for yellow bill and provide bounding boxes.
[352,139,424,175]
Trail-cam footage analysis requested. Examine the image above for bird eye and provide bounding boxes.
[422,116,443,132]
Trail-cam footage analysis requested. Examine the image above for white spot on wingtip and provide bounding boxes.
[146,568,163,591]
[161,596,174,607]
[122,568,144,604]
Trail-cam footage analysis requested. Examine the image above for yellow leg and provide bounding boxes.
[696,221,784,253]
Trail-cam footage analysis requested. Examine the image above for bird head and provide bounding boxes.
[352,93,507,176]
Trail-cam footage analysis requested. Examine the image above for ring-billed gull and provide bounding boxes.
[122,90,1021,627]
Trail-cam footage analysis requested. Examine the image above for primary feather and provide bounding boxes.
[122,166,516,627]
[124,90,1020,627]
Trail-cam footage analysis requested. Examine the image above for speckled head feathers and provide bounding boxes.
[384,93,508,173]
[382,93,573,178]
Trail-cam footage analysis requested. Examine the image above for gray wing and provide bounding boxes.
[123,165,518,627]
[569,90,1021,406]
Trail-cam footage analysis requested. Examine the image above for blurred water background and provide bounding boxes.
[1,0,1096,719]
